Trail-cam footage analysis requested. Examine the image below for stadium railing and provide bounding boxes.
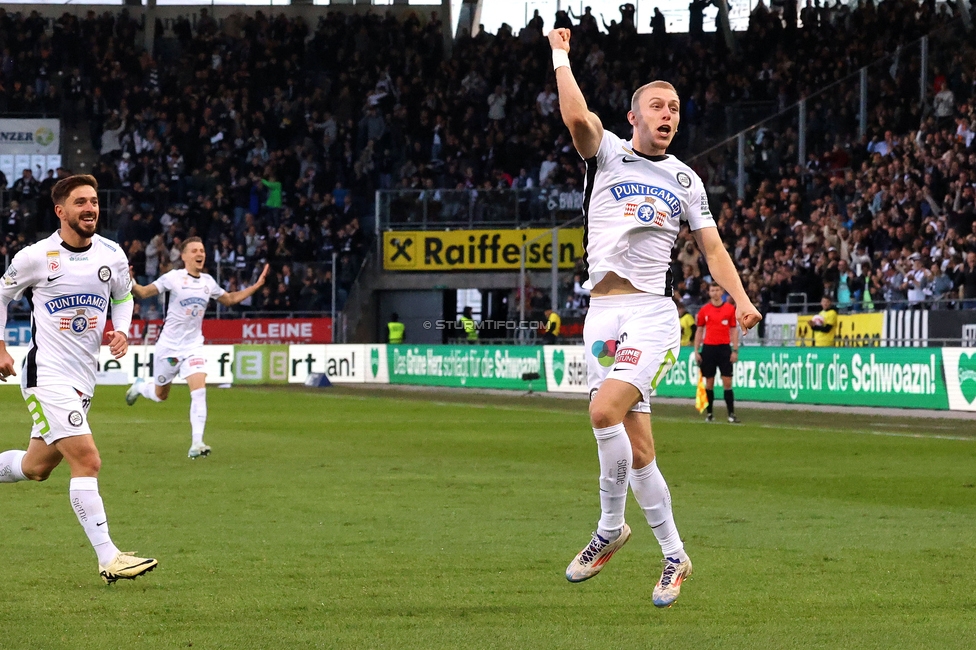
[685,20,964,199]
[377,186,588,231]
[768,297,974,313]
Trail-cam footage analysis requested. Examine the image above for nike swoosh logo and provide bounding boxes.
[612,367,627,371]
[48,275,63,282]
[96,521,107,527]
[622,157,641,163]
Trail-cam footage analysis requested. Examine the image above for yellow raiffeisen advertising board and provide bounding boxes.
[796,313,884,347]
[383,228,584,271]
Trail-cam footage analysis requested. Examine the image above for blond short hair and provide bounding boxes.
[631,81,678,113]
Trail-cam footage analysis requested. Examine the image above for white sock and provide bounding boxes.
[593,423,632,537]
[0,450,28,483]
[630,459,688,560]
[69,477,120,566]
[139,380,163,402]
[190,388,207,446]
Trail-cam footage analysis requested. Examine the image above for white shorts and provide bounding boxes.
[21,385,93,445]
[583,293,681,412]
[153,348,207,386]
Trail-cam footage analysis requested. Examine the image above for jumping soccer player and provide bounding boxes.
[125,237,267,458]
[694,281,741,423]
[0,174,157,584]
[549,28,761,607]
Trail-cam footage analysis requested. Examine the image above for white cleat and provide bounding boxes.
[125,378,144,406]
[566,524,632,582]
[188,443,211,459]
[652,555,693,608]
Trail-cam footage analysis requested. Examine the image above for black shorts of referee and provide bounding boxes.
[699,343,733,378]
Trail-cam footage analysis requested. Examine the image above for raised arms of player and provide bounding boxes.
[693,227,762,332]
[217,264,269,307]
[548,29,604,159]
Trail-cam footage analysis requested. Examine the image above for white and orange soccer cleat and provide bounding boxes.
[652,555,693,607]
[566,523,632,583]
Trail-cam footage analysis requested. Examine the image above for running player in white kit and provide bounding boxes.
[124,237,267,458]
[549,28,761,607]
[0,175,157,584]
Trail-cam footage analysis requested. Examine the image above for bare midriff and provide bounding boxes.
[590,271,644,297]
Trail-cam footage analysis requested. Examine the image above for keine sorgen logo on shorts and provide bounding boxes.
[615,347,642,365]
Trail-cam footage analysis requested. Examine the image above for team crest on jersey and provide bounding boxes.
[47,251,61,273]
[98,266,112,282]
[676,172,692,188]
[624,197,672,227]
[60,309,98,335]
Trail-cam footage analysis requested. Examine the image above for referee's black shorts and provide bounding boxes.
[700,344,733,378]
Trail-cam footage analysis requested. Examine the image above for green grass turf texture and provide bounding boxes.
[1,385,975,649]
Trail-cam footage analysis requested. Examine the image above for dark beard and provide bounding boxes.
[68,215,97,239]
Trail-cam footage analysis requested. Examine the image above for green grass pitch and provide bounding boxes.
[1,385,975,649]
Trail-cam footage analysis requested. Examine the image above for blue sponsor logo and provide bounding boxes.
[179,297,209,308]
[44,293,108,314]
[607,183,682,217]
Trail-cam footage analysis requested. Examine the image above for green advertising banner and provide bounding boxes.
[654,347,949,409]
[388,345,546,391]
[233,344,290,385]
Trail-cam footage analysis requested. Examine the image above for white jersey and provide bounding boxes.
[0,232,132,396]
[581,130,716,296]
[152,269,225,355]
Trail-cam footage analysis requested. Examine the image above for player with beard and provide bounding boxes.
[549,28,761,607]
[0,174,157,584]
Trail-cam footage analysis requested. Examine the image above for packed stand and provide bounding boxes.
[0,2,974,321]
[681,2,976,314]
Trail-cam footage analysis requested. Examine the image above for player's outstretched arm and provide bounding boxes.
[548,28,603,159]
[129,267,160,300]
[693,227,762,331]
[218,264,269,307]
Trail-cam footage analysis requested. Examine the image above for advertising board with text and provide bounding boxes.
[652,346,948,409]
[388,345,546,390]
[383,228,584,271]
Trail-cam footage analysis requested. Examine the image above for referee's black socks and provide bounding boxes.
[705,389,714,414]
[724,389,735,415]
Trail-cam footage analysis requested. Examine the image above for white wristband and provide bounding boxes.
[552,49,570,71]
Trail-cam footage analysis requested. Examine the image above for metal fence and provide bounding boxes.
[686,21,965,199]
[376,186,589,231]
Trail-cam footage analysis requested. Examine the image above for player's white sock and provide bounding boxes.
[0,450,28,483]
[139,380,163,402]
[190,388,207,445]
[69,477,120,566]
[593,423,632,538]
[630,459,688,561]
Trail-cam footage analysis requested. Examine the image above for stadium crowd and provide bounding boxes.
[0,0,975,321]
